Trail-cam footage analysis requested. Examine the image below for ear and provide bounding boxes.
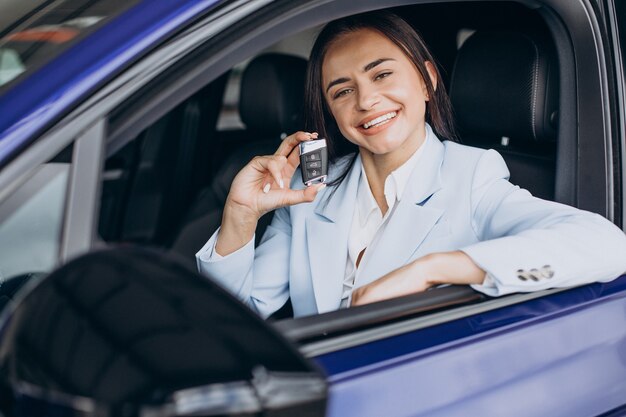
[424,61,438,99]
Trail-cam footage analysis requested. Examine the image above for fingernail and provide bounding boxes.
[263,183,271,194]
[279,179,284,189]
[316,183,326,192]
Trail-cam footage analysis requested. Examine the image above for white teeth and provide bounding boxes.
[363,111,397,129]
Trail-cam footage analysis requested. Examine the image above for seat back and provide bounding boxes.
[171,53,308,262]
[449,30,559,200]
[99,76,229,246]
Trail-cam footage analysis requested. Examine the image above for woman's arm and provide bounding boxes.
[197,206,294,317]
[197,131,324,317]
[461,150,626,296]
[352,149,626,306]
[351,251,485,306]
[216,131,324,256]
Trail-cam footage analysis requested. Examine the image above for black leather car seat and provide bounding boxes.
[99,75,229,246]
[170,53,308,263]
[449,30,559,200]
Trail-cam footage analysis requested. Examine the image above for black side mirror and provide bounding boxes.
[0,247,327,417]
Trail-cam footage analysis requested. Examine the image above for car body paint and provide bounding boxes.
[318,275,626,416]
[0,0,221,165]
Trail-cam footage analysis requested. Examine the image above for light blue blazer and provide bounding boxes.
[197,126,626,318]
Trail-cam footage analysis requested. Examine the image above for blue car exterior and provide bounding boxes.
[317,281,626,416]
[0,0,221,164]
[0,0,625,416]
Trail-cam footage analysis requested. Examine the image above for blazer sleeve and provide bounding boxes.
[196,207,292,318]
[461,149,626,296]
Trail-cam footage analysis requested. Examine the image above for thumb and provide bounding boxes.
[279,183,326,206]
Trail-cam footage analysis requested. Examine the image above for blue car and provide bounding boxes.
[0,0,625,416]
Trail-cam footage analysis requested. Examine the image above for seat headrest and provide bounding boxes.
[450,31,558,145]
[239,53,308,137]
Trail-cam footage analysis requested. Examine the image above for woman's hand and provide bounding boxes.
[226,131,324,219]
[216,131,326,256]
[350,251,486,306]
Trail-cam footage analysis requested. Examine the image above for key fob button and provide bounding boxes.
[299,139,327,185]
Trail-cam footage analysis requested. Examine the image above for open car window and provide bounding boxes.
[97,0,622,353]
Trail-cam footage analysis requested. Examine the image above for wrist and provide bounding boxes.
[223,199,259,227]
[216,201,259,256]
[416,251,486,287]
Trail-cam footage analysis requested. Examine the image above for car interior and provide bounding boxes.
[99,1,566,326]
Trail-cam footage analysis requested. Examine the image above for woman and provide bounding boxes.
[197,11,626,318]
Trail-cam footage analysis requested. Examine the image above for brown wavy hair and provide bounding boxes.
[303,11,458,187]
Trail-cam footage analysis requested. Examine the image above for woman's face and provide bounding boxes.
[322,28,436,161]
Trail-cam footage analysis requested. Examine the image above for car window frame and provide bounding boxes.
[1,0,618,356]
[60,119,105,261]
[105,0,623,351]
[278,286,571,357]
[106,0,612,215]
[0,119,104,291]
[0,0,285,279]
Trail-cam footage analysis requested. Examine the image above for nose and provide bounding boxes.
[356,83,380,111]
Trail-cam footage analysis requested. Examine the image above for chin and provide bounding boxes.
[362,144,400,156]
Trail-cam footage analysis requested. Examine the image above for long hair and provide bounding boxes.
[303,11,458,188]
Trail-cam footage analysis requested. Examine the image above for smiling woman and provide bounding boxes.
[2,0,626,414]
[195,10,626,318]
[322,31,432,162]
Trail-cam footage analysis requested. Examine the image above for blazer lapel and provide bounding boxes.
[357,137,446,287]
[306,155,361,313]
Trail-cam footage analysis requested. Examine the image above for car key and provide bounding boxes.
[299,139,328,186]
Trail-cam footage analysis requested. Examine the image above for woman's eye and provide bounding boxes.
[375,72,392,81]
[333,88,352,99]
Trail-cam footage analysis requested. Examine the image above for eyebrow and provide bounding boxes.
[364,57,394,72]
[325,58,395,93]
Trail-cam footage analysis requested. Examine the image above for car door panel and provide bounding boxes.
[315,278,626,417]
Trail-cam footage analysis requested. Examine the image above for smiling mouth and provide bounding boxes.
[362,111,397,129]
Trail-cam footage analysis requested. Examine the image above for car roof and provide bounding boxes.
[0,0,223,167]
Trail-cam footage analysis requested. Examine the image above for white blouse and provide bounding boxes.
[340,134,429,306]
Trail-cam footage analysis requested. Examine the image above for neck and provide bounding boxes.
[359,129,427,213]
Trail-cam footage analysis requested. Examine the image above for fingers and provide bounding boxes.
[251,155,288,190]
[277,183,326,206]
[252,182,325,217]
[274,131,319,158]
[255,131,319,189]
[301,182,326,202]
[247,145,325,213]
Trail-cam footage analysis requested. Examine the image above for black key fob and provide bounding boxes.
[299,139,328,186]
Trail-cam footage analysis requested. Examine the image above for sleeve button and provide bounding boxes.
[542,265,554,278]
[529,269,540,281]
